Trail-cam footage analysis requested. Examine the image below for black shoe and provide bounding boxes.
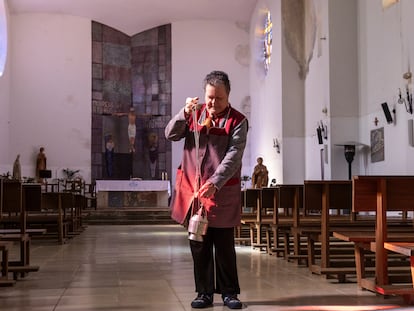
[222,294,242,309]
[191,293,213,308]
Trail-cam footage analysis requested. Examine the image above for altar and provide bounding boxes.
[96,180,171,208]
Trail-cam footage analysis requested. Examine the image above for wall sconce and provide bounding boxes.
[403,71,412,83]
[374,117,379,126]
[317,121,327,144]
[273,138,280,153]
[403,72,413,114]
[319,121,328,140]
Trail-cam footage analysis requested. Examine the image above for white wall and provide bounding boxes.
[171,20,251,185]
[3,14,250,184]
[9,13,91,181]
[250,0,308,184]
[305,0,330,180]
[357,0,414,175]
[249,0,284,184]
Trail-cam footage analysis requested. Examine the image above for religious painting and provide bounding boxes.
[91,22,172,181]
[371,127,384,163]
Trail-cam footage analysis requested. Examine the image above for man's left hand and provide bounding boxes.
[198,182,217,198]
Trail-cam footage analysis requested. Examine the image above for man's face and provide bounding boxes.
[205,84,229,116]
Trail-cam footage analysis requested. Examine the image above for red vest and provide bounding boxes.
[169,105,247,228]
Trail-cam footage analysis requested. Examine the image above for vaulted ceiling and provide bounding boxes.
[7,0,257,35]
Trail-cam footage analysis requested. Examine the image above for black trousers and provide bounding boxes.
[190,226,240,295]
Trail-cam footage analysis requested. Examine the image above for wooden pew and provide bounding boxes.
[0,241,15,286]
[334,176,414,298]
[19,190,81,244]
[274,185,305,261]
[301,180,359,280]
[245,186,301,253]
[0,180,40,279]
[62,179,86,233]
[235,191,252,245]
[39,192,70,244]
[241,188,270,250]
[384,242,414,300]
[262,187,285,256]
[0,179,16,286]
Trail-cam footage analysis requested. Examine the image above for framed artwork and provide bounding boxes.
[371,127,384,163]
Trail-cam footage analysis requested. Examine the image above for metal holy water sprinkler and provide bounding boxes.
[188,211,208,242]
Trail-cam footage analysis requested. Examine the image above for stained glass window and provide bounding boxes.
[263,10,272,75]
[0,0,7,77]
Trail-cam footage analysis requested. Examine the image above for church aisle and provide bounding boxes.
[0,225,408,311]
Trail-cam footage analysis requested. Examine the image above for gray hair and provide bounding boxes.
[203,70,231,95]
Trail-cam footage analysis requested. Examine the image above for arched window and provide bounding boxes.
[0,0,8,77]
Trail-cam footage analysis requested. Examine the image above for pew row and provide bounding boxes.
[0,180,41,280]
[334,176,414,300]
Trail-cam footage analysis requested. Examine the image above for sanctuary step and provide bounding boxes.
[83,208,175,225]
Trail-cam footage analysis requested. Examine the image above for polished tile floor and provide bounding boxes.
[0,225,412,311]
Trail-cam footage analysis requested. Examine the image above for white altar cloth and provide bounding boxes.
[96,180,171,196]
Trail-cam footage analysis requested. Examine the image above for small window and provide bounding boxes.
[0,0,8,77]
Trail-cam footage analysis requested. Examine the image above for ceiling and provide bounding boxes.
[7,0,258,35]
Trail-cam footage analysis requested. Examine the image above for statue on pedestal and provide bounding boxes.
[251,157,268,189]
[36,147,47,183]
[13,154,21,180]
[105,135,115,177]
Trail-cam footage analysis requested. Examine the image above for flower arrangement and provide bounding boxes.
[62,168,80,180]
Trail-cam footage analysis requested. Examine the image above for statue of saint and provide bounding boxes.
[105,135,115,177]
[13,154,21,180]
[147,132,158,178]
[251,157,268,188]
[36,147,47,182]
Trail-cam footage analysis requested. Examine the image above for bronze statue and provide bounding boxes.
[251,157,268,188]
[36,147,47,182]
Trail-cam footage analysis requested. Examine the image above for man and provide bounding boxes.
[165,71,248,309]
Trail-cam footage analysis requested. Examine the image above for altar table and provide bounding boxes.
[96,180,171,208]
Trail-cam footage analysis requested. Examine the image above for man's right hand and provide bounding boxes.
[184,97,200,115]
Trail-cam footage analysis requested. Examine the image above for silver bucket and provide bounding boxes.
[188,213,208,242]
